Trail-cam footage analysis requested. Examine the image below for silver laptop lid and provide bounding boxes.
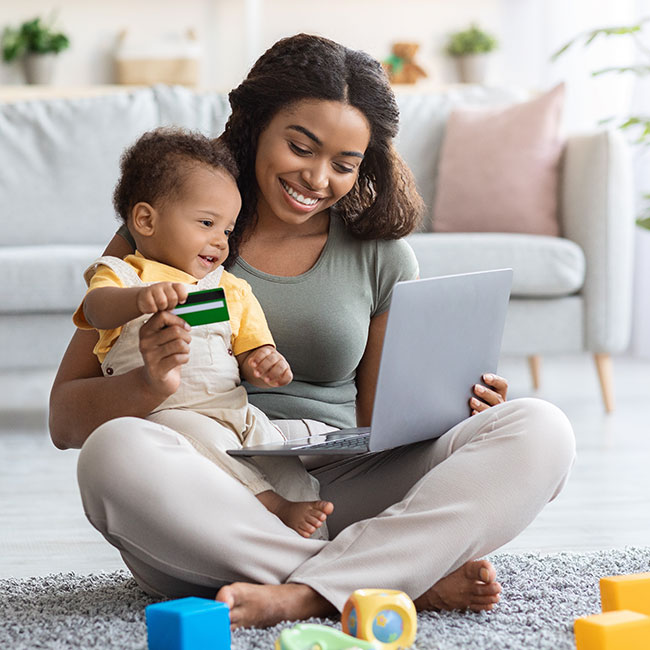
[368,268,512,452]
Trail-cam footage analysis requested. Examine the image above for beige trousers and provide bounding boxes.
[77,397,575,611]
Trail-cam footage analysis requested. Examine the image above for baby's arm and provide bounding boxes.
[237,345,293,389]
[83,282,189,330]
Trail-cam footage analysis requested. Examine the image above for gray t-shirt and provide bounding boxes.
[118,218,419,428]
[231,215,419,428]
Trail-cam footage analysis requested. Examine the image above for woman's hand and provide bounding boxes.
[469,373,508,415]
[139,310,192,398]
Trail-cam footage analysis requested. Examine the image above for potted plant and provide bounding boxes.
[553,18,650,356]
[1,17,70,84]
[446,23,498,84]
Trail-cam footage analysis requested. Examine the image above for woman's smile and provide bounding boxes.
[279,178,323,212]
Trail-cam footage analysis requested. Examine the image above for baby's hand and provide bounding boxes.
[246,345,293,388]
[137,282,188,315]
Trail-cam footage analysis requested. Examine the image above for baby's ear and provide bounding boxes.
[131,202,156,236]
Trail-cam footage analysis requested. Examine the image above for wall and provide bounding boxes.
[0,0,503,90]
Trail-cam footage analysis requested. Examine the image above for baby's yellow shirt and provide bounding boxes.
[73,252,274,363]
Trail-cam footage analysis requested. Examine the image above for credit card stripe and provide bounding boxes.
[184,288,224,306]
[173,300,225,315]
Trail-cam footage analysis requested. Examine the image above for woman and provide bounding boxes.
[49,34,575,628]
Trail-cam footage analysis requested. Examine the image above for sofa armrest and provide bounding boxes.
[560,129,635,353]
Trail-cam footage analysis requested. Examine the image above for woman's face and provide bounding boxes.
[254,99,371,227]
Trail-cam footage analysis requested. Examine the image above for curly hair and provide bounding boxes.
[220,33,424,267]
[113,127,241,256]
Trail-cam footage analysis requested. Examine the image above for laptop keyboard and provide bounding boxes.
[293,435,370,451]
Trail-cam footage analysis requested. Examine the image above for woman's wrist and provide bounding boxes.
[135,365,177,407]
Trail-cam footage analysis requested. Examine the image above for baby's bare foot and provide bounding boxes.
[414,559,502,613]
[276,499,334,537]
[216,582,335,629]
[256,491,334,537]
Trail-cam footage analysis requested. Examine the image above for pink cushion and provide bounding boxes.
[432,84,565,236]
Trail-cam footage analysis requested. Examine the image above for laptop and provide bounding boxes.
[228,268,513,457]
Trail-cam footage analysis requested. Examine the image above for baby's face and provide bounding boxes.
[150,165,241,279]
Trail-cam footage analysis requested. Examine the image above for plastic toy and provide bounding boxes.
[341,589,417,650]
[600,572,650,616]
[275,623,375,650]
[574,610,650,650]
[574,572,650,649]
[146,596,230,650]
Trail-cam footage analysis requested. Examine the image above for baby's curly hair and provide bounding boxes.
[113,127,240,249]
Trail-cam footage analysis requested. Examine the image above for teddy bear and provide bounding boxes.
[382,42,428,84]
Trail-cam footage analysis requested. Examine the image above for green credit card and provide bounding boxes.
[171,287,229,326]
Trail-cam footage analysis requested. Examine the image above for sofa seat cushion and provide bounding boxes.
[406,233,585,298]
[0,245,103,313]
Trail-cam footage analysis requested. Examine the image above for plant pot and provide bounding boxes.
[454,54,490,84]
[22,53,57,84]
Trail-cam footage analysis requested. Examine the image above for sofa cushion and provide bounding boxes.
[431,84,565,236]
[153,85,231,134]
[0,86,231,250]
[0,245,103,313]
[0,89,162,248]
[394,86,529,232]
[406,233,585,298]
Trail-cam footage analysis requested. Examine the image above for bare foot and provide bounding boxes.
[256,491,334,537]
[216,582,336,629]
[414,559,502,613]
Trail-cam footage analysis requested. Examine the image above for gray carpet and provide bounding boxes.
[2,547,649,649]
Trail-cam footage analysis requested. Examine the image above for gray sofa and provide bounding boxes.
[0,84,634,410]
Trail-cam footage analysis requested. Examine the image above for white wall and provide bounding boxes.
[0,0,504,90]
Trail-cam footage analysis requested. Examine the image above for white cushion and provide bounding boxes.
[406,232,585,298]
[0,245,103,313]
[0,90,160,247]
[0,87,230,249]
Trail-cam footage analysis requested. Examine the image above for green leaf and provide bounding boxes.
[637,216,650,230]
[592,65,650,77]
[1,16,70,58]
[550,40,573,61]
[446,23,498,56]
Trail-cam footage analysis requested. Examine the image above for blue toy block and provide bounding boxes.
[146,597,230,650]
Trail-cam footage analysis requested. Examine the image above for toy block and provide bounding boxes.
[342,589,417,650]
[574,610,650,650]
[600,573,650,616]
[146,597,230,650]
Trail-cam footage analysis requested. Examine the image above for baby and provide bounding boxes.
[73,128,333,538]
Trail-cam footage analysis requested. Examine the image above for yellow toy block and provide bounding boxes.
[575,610,650,650]
[600,573,650,616]
[341,589,417,650]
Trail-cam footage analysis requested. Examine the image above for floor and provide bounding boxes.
[1,353,649,579]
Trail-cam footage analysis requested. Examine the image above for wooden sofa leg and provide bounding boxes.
[528,355,541,390]
[594,353,615,413]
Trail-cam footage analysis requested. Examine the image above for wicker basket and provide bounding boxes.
[115,58,199,86]
[114,30,200,87]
